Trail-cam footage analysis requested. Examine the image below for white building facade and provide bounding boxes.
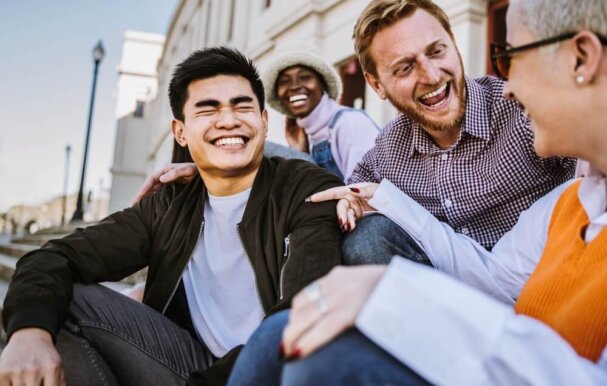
[111,0,508,200]
[109,31,165,212]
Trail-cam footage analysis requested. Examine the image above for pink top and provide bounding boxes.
[297,94,379,179]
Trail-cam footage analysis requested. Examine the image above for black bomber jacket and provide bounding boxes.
[3,157,344,385]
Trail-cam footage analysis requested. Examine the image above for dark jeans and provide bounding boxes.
[343,214,432,266]
[227,310,433,386]
[56,284,214,386]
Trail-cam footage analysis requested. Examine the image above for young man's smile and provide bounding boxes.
[172,75,268,180]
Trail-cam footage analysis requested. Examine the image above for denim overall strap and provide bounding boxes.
[310,108,352,179]
[311,108,379,180]
[311,140,344,179]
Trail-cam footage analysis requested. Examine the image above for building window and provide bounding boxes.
[339,57,366,109]
[134,100,145,117]
[487,0,509,75]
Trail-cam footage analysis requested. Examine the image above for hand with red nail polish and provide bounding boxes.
[281,265,386,360]
[304,183,380,234]
[285,348,302,362]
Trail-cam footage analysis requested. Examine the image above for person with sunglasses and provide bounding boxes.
[225,0,607,385]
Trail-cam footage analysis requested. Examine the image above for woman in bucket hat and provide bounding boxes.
[263,48,380,180]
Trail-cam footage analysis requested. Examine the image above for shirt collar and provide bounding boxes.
[578,164,607,240]
[578,163,607,215]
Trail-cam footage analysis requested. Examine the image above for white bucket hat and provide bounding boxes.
[262,47,343,116]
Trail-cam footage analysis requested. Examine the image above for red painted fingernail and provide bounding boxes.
[286,348,302,362]
[338,218,343,225]
[344,224,350,232]
[349,187,360,193]
[279,342,285,359]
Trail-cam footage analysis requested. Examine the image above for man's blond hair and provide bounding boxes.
[354,0,454,75]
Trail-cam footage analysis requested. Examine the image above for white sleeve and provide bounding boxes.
[332,112,379,180]
[368,179,575,303]
[356,258,607,386]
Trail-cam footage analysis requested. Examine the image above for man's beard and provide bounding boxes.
[388,75,466,132]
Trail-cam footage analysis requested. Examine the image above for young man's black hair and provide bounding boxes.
[168,46,266,122]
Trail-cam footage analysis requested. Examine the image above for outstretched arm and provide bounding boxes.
[306,182,379,232]
[282,258,607,386]
[356,258,607,386]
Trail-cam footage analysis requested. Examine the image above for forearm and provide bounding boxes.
[3,203,156,339]
[3,252,75,340]
[356,258,607,386]
[368,179,572,302]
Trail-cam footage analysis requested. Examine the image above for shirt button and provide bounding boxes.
[444,199,453,208]
[461,227,469,235]
[440,153,448,161]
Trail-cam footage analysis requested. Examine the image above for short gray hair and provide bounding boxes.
[518,0,606,39]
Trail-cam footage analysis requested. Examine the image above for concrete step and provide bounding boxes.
[12,233,68,246]
[0,253,16,282]
[0,242,35,258]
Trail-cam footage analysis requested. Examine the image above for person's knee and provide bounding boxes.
[342,215,400,265]
[69,284,127,324]
[255,310,289,340]
[282,330,356,386]
[70,283,112,309]
[342,215,432,267]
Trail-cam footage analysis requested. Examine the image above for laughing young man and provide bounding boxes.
[0,47,342,386]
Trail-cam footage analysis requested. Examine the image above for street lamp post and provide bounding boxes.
[71,40,105,222]
[61,144,72,225]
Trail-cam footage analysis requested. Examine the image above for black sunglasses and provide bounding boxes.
[490,32,607,80]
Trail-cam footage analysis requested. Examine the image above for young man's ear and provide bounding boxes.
[364,71,387,99]
[262,110,269,137]
[571,31,604,85]
[172,119,188,147]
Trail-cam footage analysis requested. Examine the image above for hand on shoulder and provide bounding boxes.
[131,162,198,204]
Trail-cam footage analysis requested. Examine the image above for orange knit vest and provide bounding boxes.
[515,181,607,361]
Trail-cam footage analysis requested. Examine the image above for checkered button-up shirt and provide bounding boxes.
[350,76,576,249]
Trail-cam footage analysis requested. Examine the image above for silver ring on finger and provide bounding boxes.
[304,282,329,316]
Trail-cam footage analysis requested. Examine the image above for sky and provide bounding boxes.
[0,0,178,212]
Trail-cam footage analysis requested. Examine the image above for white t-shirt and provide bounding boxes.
[182,188,264,357]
